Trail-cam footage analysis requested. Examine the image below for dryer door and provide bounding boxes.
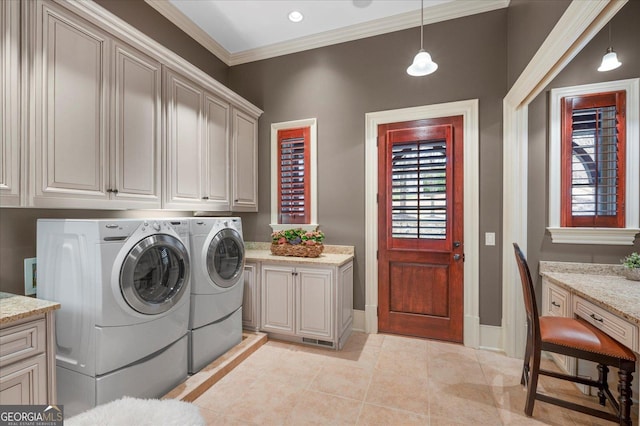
[120,234,190,315]
[206,228,245,288]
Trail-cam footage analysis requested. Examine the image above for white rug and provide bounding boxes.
[66,397,205,426]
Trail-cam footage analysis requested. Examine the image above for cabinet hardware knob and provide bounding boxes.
[202,196,209,200]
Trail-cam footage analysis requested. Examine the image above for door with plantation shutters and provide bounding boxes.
[377,116,464,342]
[277,127,311,224]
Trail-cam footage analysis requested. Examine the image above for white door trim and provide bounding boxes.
[365,99,480,348]
[501,0,626,358]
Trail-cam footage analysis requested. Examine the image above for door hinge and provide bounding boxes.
[376,250,378,260]
[376,193,379,204]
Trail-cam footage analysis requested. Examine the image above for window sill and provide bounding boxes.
[270,223,318,233]
[547,227,640,245]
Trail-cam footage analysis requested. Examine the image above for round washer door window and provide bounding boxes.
[206,228,245,288]
[120,234,190,315]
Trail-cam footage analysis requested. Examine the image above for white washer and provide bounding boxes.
[188,217,245,373]
[37,218,191,417]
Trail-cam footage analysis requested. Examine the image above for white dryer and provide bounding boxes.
[37,218,191,417]
[188,217,245,373]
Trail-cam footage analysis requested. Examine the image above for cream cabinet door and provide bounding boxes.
[31,1,110,207]
[203,93,230,210]
[0,0,20,206]
[296,267,333,340]
[163,68,205,208]
[231,108,258,211]
[338,261,354,339]
[0,353,47,405]
[242,262,259,331]
[111,41,161,208]
[261,264,295,335]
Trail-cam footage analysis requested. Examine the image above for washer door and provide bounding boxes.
[120,234,190,315]
[206,228,245,288]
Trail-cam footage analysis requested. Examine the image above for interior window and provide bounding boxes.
[270,118,317,231]
[547,79,639,245]
[561,91,625,228]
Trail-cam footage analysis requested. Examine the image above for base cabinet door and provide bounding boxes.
[296,267,333,340]
[0,354,47,405]
[242,262,259,331]
[261,265,295,335]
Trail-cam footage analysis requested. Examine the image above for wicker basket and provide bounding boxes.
[270,243,324,258]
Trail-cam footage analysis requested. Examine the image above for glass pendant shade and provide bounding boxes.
[407,49,438,76]
[597,47,621,72]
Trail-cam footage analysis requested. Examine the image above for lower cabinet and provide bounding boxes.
[541,278,575,376]
[0,314,55,404]
[258,261,353,349]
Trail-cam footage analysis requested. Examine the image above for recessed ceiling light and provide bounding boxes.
[288,10,303,23]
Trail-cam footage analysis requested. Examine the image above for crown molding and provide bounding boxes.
[144,0,231,65]
[146,0,509,66]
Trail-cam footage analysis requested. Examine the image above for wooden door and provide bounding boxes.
[378,116,464,342]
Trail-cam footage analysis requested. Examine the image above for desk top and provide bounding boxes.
[540,261,640,326]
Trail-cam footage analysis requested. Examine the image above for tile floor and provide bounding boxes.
[193,332,638,425]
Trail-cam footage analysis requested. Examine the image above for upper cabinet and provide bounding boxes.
[0,0,21,206]
[28,0,161,209]
[163,67,234,211]
[17,0,261,211]
[232,109,258,211]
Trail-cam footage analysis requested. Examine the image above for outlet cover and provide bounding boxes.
[24,258,37,296]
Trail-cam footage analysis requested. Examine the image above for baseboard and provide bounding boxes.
[479,324,504,353]
[352,309,366,332]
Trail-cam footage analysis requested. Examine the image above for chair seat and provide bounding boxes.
[540,316,636,362]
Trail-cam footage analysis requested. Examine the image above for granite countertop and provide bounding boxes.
[539,261,640,326]
[245,242,354,267]
[0,292,61,326]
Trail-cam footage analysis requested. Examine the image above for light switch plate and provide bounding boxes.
[485,232,496,246]
[24,258,37,296]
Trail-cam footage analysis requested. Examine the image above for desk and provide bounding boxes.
[539,262,639,414]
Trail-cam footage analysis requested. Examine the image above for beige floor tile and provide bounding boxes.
[356,404,428,425]
[375,348,428,378]
[380,333,428,353]
[309,363,373,401]
[428,377,500,425]
[220,378,303,425]
[198,407,257,426]
[284,389,362,425]
[365,369,430,416]
[194,369,259,413]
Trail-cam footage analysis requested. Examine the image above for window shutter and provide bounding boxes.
[278,127,310,224]
[561,91,626,228]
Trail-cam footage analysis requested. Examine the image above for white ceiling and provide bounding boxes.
[145,0,509,66]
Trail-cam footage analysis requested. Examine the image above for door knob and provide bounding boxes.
[453,241,461,248]
[453,254,462,261]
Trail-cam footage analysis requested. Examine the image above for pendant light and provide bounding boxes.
[597,24,621,72]
[406,0,437,76]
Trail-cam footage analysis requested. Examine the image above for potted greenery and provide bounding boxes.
[270,229,325,258]
[621,252,640,281]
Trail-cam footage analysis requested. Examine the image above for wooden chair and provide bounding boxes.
[513,243,636,425]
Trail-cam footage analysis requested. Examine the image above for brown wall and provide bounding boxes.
[227,10,508,323]
[527,0,640,289]
[0,209,193,296]
[506,0,571,88]
[94,0,228,84]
